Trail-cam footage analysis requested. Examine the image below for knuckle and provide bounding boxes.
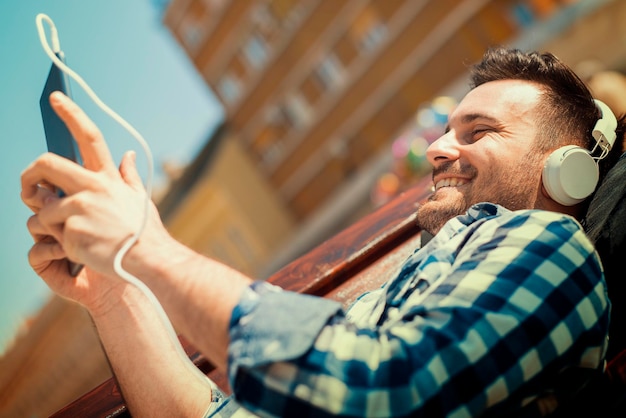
[20,188,34,206]
[27,243,45,266]
[27,245,36,262]
[39,153,57,167]
[82,125,101,143]
[26,214,37,230]
[34,153,62,174]
[69,194,93,213]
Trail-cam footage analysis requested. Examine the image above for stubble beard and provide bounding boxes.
[416,156,541,235]
[416,161,476,235]
[416,192,468,235]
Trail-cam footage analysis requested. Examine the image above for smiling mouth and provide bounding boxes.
[434,178,468,191]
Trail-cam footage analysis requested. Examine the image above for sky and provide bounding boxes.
[0,1,223,354]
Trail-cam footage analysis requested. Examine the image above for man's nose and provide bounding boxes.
[426,130,461,167]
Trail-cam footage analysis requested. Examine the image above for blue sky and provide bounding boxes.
[0,1,223,353]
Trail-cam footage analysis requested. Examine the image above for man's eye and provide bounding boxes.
[470,128,491,141]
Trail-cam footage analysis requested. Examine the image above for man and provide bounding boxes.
[21,48,624,417]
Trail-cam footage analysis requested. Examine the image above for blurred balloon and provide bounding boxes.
[431,96,456,124]
[405,136,428,173]
[371,172,400,207]
[416,107,437,129]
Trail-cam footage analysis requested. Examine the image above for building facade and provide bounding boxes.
[158,124,296,277]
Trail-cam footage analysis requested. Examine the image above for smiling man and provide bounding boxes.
[21,48,625,417]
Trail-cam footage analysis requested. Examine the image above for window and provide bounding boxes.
[217,73,242,105]
[351,7,387,54]
[283,93,312,129]
[180,0,210,51]
[358,21,387,53]
[260,141,285,166]
[181,18,203,50]
[255,106,289,165]
[315,54,346,91]
[243,33,269,70]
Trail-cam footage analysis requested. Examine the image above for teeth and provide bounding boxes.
[435,178,467,190]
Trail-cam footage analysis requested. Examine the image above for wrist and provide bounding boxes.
[121,229,197,292]
[84,271,137,320]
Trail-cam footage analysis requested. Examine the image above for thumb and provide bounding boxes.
[119,151,144,190]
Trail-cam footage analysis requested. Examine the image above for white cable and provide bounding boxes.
[36,13,210,387]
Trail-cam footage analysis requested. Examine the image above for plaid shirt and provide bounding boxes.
[208,203,609,417]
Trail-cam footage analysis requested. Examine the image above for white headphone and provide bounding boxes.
[542,99,618,206]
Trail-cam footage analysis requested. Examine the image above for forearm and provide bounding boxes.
[89,278,213,418]
[20,93,241,414]
[123,232,252,371]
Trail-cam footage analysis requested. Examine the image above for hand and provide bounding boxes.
[22,92,169,286]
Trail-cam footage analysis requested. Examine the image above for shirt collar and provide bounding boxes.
[432,202,510,243]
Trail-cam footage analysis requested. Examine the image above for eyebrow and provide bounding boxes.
[445,113,499,133]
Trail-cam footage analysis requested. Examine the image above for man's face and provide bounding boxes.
[417,80,547,234]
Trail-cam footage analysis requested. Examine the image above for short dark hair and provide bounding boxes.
[469,47,624,181]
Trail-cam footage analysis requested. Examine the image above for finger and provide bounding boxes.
[49,91,117,173]
[34,191,83,236]
[119,151,144,190]
[28,240,67,267]
[28,241,71,279]
[21,153,95,199]
[21,183,59,213]
[27,214,63,243]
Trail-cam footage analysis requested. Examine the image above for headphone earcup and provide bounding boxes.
[542,145,599,206]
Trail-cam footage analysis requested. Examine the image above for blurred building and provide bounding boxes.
[3,1,625,417]
[158,123,296,277]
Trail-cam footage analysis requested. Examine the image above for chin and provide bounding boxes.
[429,188,466,206]
[417,196,469,234]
